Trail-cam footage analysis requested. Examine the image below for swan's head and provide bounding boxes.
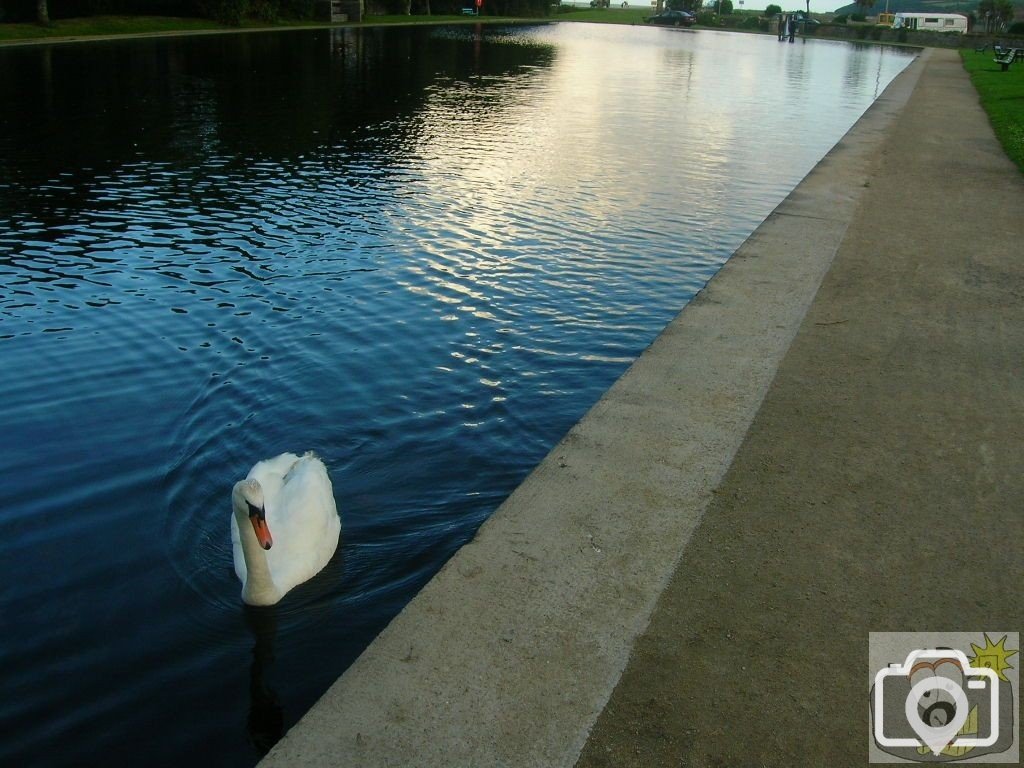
[233,479,273,551]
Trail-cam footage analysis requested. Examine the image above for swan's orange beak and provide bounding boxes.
[250,516,273,550]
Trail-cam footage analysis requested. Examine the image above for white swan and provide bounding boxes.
[231,452,341,606]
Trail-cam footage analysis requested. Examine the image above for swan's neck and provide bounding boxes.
[234,506,280,606]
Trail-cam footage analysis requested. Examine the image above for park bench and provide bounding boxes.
[994,48,1018,71]
[975,43,988,53]
[992,45,1023,59]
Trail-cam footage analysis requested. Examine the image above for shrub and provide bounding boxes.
[1009,21,1024,34]
[197,0,250,24]
[764,2,780,15]
[850,11,865,21]
[832,13,846,23]
[250,0,278,19]
[280,0,317,17]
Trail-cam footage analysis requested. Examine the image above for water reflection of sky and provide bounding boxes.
[407,25,910,292]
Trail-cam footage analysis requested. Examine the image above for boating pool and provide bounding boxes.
[0,23,914,767]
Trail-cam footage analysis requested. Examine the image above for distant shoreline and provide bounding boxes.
[1,10,957,50]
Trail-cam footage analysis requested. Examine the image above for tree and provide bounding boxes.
[978,0,1014,31]
[765,3,781,15]
[995,0,1014,27]
[37,0,49,24]
[853,0,875,17]
[719,0,733,13]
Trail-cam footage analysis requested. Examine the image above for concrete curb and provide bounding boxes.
[0,23,340,48]
[259,50,929,768]
[576,47,1024,767]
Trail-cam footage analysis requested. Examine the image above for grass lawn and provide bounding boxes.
[551,8,649,24]
[356,14,532,24]
[961,49,1024,172]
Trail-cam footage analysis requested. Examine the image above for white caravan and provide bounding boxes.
[892,12,968,32]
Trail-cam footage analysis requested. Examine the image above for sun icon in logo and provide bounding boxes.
[968,633,1018,683]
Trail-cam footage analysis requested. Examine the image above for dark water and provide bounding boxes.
[0,24,913,767]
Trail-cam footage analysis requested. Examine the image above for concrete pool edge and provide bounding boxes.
[259,50,928,768]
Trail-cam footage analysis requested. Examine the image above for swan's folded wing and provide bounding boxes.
[266,456,340,592]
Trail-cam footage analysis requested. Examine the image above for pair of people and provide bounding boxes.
[777,13,798,41]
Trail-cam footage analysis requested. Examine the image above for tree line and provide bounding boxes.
[2,0,551,25]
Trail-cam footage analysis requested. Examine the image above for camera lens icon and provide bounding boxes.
[905,674,970,754]
[873,649,1000,756]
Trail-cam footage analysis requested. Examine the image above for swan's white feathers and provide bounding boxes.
[231,452,341,605]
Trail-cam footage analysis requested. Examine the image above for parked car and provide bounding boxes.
[644,9,696,26]
[792,11,819,25]
[772,11,819,25]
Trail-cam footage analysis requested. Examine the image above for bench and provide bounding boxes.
[994,49,1017,71]
[460,6,477,12]
[992,46,1023,59]
[975,43,988,53]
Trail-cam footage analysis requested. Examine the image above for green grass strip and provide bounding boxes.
[351,14,532,24]
[549,8,649,24]
[0,15,239,40]
[961,49,1024,173]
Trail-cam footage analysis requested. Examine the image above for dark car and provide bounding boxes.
[644,9,696,26]
[791,11,820,25]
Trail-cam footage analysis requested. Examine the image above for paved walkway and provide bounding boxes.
[261,49,1023,768]
[576,48,1024,767]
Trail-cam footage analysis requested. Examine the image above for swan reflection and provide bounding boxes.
[244,605,283,755]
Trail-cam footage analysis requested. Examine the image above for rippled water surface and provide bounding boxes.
[0,23,913,767]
